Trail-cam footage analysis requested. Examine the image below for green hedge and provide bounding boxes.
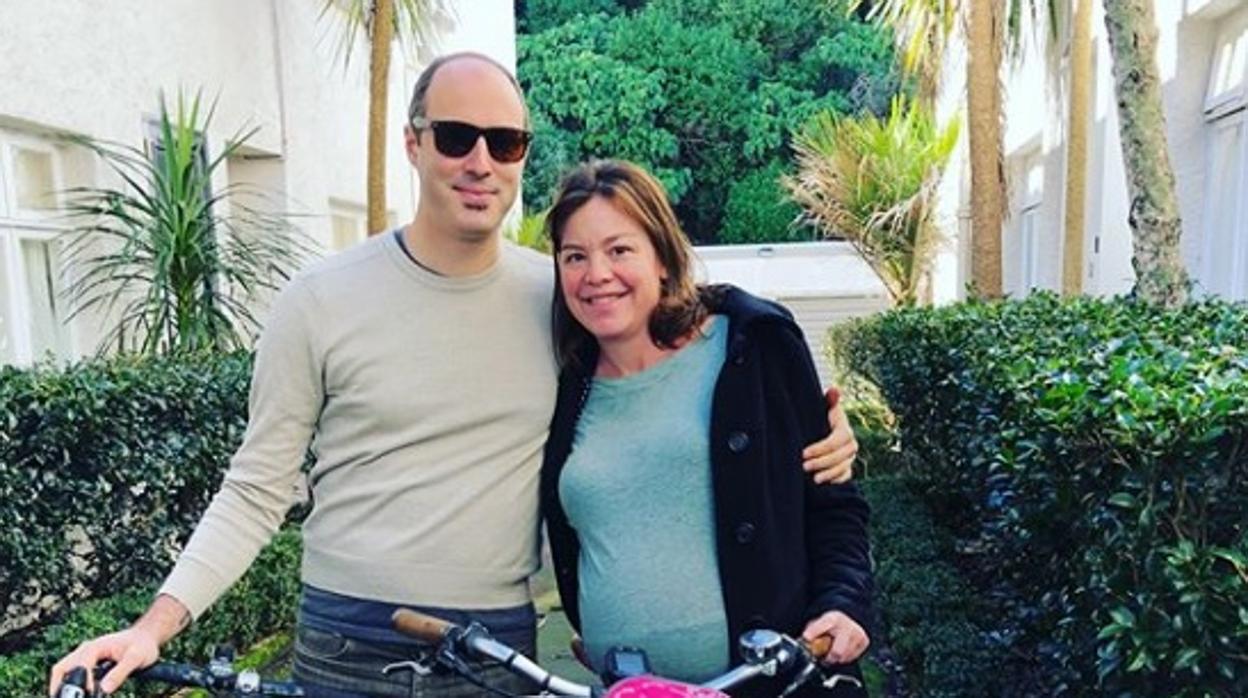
[0,352,254,636]
[834,293,1248,696]
[862,475,1016,697]
[0,527,301,697]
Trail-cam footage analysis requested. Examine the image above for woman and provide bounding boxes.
[539,160,872,697]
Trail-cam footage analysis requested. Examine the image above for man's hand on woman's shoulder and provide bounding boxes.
[802,387,858,485]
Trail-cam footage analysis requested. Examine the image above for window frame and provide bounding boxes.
[1200,109,1248,300]
[1200,9,1248,301]
[1018,203,1043,293]
[329,198,368,251]
[0,130,77,364]
[1205,9,1248,121]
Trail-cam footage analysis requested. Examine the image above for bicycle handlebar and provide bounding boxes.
[391,607,859,697]
[393,608,597,696]
[392,606,457,643]
[56,656,304,697]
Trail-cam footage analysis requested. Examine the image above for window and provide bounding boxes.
[14,148,57,211]
[1201,114,1248,299]
[1011,156,1045,295]
[1201,9,1248,301]
[1206,9,1248,120]
[146,118,213,206]
[0,133,76,364]
[329,199,367,250]
[20,237,71,357]
[1018,205,1042,293]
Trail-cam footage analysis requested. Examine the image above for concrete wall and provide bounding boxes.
[694,242,890,386]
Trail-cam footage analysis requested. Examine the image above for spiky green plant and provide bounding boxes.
[509,210,552,255]
[60,92,317,355]
[786,97,958,306]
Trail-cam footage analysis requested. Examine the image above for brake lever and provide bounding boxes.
[777,662,817,698]
[777,640,864,697]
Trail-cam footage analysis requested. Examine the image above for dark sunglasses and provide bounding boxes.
[412,119,532,163]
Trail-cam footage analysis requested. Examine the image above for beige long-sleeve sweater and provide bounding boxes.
[160,234,558,619]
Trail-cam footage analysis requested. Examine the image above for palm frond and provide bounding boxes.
[786,97,958,306]
[320,0,451,70]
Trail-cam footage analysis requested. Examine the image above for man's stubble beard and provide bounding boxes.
[455,227,498,245]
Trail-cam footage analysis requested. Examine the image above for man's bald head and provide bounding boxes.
[407,51,529,127]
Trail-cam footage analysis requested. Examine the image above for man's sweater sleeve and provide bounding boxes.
[159,278,324,619]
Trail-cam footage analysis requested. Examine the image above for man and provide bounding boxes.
[49,52,859,697]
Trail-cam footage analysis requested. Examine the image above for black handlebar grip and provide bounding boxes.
[259,680,307,696]
[392,608,456,643]
[133,661,211,687]
[56,667,90,698]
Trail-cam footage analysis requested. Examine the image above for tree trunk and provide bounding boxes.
[1061,0,1092,296]
[366,0,395,236]
[967,0,1005,298]
[1101,0,1188,306]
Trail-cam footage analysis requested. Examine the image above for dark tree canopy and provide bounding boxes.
[516,0,901,243]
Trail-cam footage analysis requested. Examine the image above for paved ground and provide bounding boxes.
[531,558,600,688]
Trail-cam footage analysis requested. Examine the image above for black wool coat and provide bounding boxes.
[540,285,873,696]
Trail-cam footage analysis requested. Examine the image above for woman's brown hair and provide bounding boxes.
[545,159,714,370]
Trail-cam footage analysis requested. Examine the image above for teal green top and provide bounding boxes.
[559,315,731,683]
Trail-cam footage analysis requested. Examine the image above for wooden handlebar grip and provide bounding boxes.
[803,634,832,659]
[391,608,455,643]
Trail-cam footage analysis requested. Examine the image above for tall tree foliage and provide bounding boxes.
[517,0,900,243]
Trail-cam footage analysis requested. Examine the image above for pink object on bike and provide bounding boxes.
[604,676,730,698]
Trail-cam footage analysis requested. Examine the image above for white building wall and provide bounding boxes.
[1086,9,1137,297]
[0,2,282,154]
[998,18,1068,298]
[932,28,970,306]
[0,0,515,364]
[942,0,1246,301]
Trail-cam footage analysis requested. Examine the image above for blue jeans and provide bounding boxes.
[292,623,537,697]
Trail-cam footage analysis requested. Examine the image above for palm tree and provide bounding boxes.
[508,210,552,254]
[1004,0,1089,298]
[857,0,1006,298]
[61,93,316,355]
[965,0,1005,297]
[1005,1,1089,298]
[863,0,958,104]
[320,0,447,236]
[787,99,960,306]
[1101,0,1188,307]
[867,0,1186,305]
[1061,0,1092,296]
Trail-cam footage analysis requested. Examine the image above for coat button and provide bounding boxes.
[735,522,756,544]
[727,431,750,453]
